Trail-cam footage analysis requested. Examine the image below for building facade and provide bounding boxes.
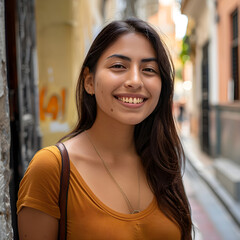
[181,0,219,153]
[218,0,240,102]
[181,0,240,201]
[213,0,240,164]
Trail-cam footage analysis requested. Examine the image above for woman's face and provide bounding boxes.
[85,32,162,126]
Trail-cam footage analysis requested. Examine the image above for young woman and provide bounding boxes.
[17,17,193,239]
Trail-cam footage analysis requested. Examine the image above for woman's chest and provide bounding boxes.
[70,156,154,214]
[65,176,181,240]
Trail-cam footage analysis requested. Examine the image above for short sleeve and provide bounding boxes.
[17,146,62,219]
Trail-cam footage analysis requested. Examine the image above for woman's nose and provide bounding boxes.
[124,67,143,89]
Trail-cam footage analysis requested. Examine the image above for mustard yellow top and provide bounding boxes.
[17,146,181,239]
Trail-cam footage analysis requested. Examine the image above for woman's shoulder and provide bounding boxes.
[17,145,62,218]
[34,145,61,159]
[27,145,62,176]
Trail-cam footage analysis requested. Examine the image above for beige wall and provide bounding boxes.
[35,0,103,147]
[218,0,240,102]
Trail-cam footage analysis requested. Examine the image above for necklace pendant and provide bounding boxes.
[131,210,140,214]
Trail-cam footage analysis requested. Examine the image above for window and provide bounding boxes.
[231,9,239,100]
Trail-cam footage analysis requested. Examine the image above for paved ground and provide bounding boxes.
[176,120,240,239]
[184,158,240,240]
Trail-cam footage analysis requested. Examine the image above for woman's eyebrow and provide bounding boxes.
[141,58,157,63]
[107,54,131,61]
[107,54,157,63]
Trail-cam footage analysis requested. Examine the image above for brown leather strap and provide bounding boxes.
[56,142,70,240]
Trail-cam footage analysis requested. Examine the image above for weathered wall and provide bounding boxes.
[0,0,13,238]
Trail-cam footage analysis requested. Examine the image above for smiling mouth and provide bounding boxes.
[115,96,146,104]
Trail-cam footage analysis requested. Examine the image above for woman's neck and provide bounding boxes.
[87,115,136,160]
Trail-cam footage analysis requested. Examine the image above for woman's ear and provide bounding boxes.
[83,67,94,95]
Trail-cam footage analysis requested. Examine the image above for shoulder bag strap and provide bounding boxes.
[56,142,70,240]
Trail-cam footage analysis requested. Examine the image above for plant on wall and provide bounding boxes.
[179,35,190,65]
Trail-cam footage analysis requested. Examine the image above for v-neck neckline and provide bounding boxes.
[69,159,157,220]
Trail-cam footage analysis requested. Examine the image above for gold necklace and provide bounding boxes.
[85,131,140,214]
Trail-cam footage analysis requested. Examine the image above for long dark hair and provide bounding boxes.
[62,17,193,239]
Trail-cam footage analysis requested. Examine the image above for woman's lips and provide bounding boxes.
[114,95,147,108]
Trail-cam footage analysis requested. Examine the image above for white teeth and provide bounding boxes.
[117,97,144,104]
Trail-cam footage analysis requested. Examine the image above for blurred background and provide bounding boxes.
[0,0,240,239]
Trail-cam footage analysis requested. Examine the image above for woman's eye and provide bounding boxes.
[143,68,157,73]
[110,64,125,69]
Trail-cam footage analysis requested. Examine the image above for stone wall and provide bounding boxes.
[0,0,13,239]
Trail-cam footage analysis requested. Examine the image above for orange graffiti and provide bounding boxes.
[40,87,46,120]
[40,87,66,121]
[46,95,59,120]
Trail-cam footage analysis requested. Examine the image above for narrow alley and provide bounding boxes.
[184,159,240,240]
[180,120,240,240]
